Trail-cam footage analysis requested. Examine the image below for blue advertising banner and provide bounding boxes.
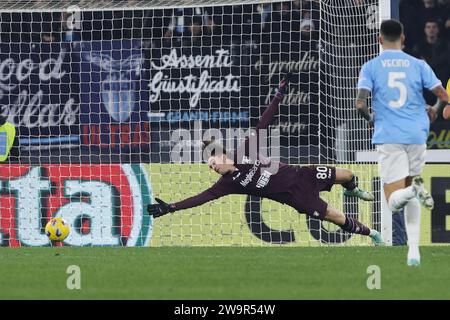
[144,35,320,163]
[79,40,150,156]
[0,8,323,164]
[0,42,79,157]
[145,45,249,127]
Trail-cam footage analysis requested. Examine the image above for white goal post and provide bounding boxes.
[0,0,396,247]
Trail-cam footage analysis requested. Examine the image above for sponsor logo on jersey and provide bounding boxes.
[240,160,261,187]
[256,170,272,189]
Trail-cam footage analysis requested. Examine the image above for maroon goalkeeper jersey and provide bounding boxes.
[172,92,336,218]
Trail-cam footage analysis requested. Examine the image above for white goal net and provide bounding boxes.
[0,0,382,247]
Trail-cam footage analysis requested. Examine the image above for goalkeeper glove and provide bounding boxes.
[147,198,175,218]
[277,73,292,95]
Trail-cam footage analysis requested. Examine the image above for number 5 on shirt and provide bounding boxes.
[388,72,407,108]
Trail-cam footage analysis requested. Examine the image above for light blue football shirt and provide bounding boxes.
[357,49,441,144]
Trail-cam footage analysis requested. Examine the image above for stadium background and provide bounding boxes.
[0,0,448,247]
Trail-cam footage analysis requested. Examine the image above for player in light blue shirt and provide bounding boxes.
[355,19,449,266]
[358,48,441,145]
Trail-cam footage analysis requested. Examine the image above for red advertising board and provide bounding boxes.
[0,164,152,247]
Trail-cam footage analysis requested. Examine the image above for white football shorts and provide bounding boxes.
[376,144,427,184]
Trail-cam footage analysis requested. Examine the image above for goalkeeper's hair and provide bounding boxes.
[380,19,404,42]
[202,139,226,157]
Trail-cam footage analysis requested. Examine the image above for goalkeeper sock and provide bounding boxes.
[342,175,357,191]
[340,216,371,236]
[405,198,421,260]
[388,186,415,212]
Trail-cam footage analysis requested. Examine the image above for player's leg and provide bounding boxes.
[335,168,374,201]
[411,176,433,208]
[307,165,374,201]
[404,195,421,266]
[408,144,433,209]
[378,144,416,212]
[382,168,421,263]
[300,166,379,244]
[403,144,429,266]
[300,193,383,245]
[379,144,429,265]
[384,178,416,211]
[382,144,432,212]
[323,206,383,245]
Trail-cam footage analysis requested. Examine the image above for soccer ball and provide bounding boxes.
[45,217,70,241]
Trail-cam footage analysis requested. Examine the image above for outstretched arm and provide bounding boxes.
[147,181,231,217]
[171,188,225,211]
[255,76,288,131]
[233,76,289,163]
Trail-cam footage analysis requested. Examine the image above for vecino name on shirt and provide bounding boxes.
[381,59,410,68]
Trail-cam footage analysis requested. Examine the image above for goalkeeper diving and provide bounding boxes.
[148,75,383,244]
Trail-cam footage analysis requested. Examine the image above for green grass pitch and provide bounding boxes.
[1,246,450,299]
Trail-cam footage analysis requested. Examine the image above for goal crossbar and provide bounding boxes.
[0,0,286,12]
